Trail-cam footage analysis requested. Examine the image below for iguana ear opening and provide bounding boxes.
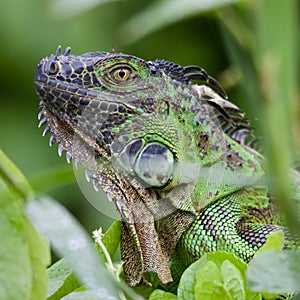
[114,138,176,189]
[134,142,175,188]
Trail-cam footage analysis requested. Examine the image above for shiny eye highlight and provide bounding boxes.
[112,68,131,82]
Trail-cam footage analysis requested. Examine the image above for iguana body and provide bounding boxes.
[34,47,299,288]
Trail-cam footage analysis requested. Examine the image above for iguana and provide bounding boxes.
[34,46,300,289]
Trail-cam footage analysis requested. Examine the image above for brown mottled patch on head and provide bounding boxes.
[247,159,257,172]
[221,148,244,170]
[197,132,209,155]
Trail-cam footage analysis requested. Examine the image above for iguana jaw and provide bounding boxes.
[36,90,176,286]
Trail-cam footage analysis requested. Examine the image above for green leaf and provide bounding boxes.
[221,260,245,300]
[25,196,141,300]
[257,230,284,253]
[47,259,81,300]
[60,289,120,300]
[133,282,156,299]
[178,251,261,300]
[206,251,247,274]
[0,211,31,300]
[149,289,177,300]
[194,258,245,300]
[0,148,34,200]
[25,196,119,296]
[98,220,121,259]
[247,250,300,294]
[197,282,230,300]
[177,255,208,300]
[0,150,50,300]
[194,260,229,300]
[120,0,240,44]
[206,252,261,300]
[21,215,51,300]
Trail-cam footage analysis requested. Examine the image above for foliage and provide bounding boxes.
[1,148,299,299]
[0,148,50,300]
[0,0,299,299]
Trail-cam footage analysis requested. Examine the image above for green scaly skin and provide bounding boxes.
[34,46,300,291]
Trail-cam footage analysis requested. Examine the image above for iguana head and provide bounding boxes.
[34,46,230,197]
[34,46,252,286]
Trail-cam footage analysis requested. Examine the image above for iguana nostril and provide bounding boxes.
[47,60,59,75]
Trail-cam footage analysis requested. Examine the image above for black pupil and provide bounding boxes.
[119,69,126,78]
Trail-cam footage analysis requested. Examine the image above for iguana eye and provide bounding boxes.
[134,142,174,188]
[112,67,131,82]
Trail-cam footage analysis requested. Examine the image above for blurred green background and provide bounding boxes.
[0,0,298,232]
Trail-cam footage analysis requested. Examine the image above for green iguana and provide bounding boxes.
[34,46,300,289]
